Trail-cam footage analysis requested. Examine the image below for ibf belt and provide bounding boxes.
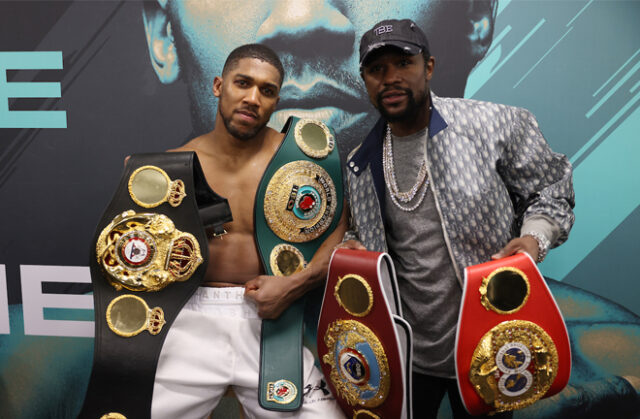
[79,152,232,419]
[255,116,343,411]
[317,249,413,419]
[455,253,571,415]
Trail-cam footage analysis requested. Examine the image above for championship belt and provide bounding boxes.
[318,249,413,419]
[455,253,571,415]
[255,116,343,411]
[79,152,232,419]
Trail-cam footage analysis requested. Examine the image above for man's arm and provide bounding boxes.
[244,200,350,319]
[493,107,575,262]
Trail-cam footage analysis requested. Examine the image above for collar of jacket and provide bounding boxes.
[347,92,448,213]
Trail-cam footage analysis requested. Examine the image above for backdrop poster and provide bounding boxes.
[0,1,638,418]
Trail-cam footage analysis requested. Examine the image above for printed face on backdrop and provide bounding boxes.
[143,0,497,148]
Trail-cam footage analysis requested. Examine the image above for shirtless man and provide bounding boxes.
[152,44,347,418]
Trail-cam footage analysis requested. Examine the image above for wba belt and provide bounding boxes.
[455,253,571,415]
[318,249,413,419]
[255,116,343,411]
[79,152,232,419]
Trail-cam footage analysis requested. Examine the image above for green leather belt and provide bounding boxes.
[255,116,343,411]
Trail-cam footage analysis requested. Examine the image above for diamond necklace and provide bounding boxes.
[382,125,430,212]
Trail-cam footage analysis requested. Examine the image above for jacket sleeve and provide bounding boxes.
[498,107,575,247]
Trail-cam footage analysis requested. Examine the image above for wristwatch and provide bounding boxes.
[525,232,550,263]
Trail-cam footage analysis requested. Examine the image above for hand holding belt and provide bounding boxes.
[79,152,232,419]
[318,249,413,419]
[255,116,343,411]
[455,253,571,415]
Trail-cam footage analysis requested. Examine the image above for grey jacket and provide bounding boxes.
[345,93,575,284]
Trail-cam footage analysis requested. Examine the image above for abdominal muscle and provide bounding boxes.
[202,229,263,287]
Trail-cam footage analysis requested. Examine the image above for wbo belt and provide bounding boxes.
[79,152,232,419]
[318,249,413,419]
[455,253,571,415]
[254,116,343,411]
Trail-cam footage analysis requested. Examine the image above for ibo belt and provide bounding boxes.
[455,253,571,415]
[255,116,343,411]
[79,152,232,419]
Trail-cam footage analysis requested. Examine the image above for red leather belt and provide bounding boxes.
[455,253,571,415]
[318,248,413,419]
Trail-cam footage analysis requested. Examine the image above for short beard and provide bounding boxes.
[376,87,429,123]
[220,107,267,141]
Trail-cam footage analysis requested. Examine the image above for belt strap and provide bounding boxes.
[255,116,343,411]
[79,152,232,419]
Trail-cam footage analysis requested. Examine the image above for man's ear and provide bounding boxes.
[468,0,498,65]
[425,56,435,82]
[212,76,223,98]
[142,0,179,84]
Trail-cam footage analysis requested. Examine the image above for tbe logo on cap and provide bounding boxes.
[374,25,393,36]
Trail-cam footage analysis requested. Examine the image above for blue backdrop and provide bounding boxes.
[0,1,638,418]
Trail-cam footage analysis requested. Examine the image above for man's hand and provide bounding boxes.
[244,275,299,319]
[335,239,367,251]
[491,236,539,262]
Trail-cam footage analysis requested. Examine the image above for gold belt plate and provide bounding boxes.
[106,294,166,337]
[128,165,186,208]
[469,320,559,412]
[264,160,337,243]
[96,210,203,292]
[294,119,335,159]
[270,244,306,276]
[322,320,390,408]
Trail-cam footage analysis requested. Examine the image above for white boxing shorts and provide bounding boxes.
[151,287,345,419]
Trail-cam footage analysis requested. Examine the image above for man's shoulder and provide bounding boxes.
[433,93,515,113]
[266,126,285,145]
[431,93,532,129]
[346,116,385,162]
[167,133,207,153]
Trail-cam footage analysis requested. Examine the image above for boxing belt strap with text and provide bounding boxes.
[318,249,413,419]
[255,116,343,411]
[455,253,571,415]
[79,152,232,419]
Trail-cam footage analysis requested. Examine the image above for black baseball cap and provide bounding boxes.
[359,19,430,67]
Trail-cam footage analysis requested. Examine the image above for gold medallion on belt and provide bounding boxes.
[264,160,337,243]
[128,165,186,208]
[323,320,390,408]
[96,210,203,292]
[105,294,166,337]
[469,320,559,412]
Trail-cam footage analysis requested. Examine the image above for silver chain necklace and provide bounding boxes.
[382,125,430,212]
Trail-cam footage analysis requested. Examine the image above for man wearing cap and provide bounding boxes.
[342,19,575,417]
